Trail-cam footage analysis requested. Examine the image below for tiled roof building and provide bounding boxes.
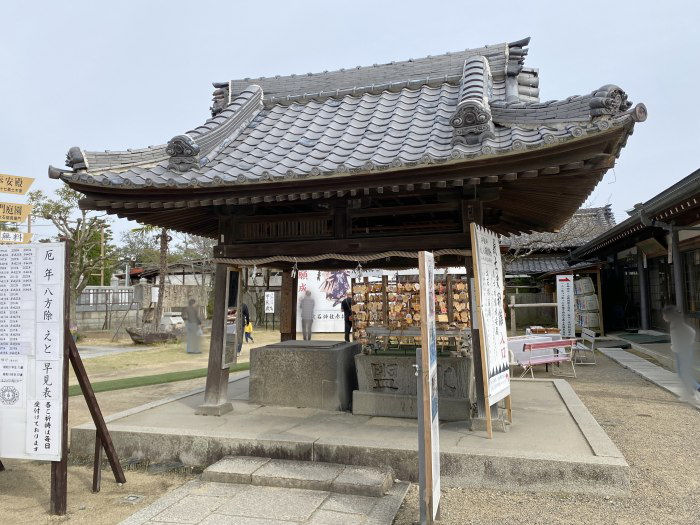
[50,38,645,261]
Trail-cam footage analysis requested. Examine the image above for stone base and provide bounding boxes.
[352,390,470,422]
[195,402,233,416]
[249,340,360,411]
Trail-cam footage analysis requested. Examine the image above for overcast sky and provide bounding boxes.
[1,0,698,242]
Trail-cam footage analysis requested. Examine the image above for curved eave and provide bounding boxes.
[62,120,637,239]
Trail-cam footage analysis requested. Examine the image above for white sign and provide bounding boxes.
[417,251,440,521]
[0,242,65,461]
[295,270,350,332]
[264,291,275,314]
[556,275,576,338]
[470,224,510,406]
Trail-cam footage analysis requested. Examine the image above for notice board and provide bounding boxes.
[556,275,576,338]
[0,242,65,461]
[469,224,510,406]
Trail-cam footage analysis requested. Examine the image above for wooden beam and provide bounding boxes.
[216,232,469,258]
[467,178,480,185]
[484,175,498,184]
[540,166,560,175]
[435,181,447,188]
[520,170,538,178]
[421,182,430,190]
[451,179,464,187]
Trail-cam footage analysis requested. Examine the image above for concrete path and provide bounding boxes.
[598,348,684,397]
[77,345,144,359]
[120,473,409,524]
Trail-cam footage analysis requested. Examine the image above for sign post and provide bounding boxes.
[0,241,125,515]
[469,224,511,439]
[556,275,576,338]
[417,251,440,524]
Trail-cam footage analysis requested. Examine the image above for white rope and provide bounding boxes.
[212,248,471,267]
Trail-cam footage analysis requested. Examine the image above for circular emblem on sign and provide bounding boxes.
[0,386,19,405]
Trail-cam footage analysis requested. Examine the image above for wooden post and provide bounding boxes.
[671,229,686,315]
[595,267,605,336]
[637,249,650,330]
[381,275,389,324]
[92,432,103,493]
[280,269,297,341]
[510,295,516,334]
[0,460,4,471]
[196,263,233,415]
[49,242,70,515]
[446,274,454,323]
[68,337,126,484]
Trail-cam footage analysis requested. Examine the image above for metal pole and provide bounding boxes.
[637,249,650,330]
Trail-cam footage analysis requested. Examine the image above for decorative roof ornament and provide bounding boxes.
[166,135,201,172]
[451,56,495,145]
[65,147,88,170]
[589,85,632,118]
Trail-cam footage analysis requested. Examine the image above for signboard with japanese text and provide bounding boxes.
[264,291,275,314]
[470,224,510,406]
[556,275,576,338]
[0,174,34,195]
[417,251,440,522]
[0,242,65,461]
[0,202,32,223]
[0,231,32,244]
[294,270,350,332]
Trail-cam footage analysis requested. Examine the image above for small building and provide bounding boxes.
[49,37,645,414]
[573,169,700,335]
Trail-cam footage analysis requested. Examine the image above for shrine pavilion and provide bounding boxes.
[50,37,646,414]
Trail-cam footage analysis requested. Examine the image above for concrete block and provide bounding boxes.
[251,459,344,491]
[354,353,472,399]
[195,402,233,416]
[202,456,271,484]
[332,465,393,497]
[307,509,367,525]
[249,340,360,411]
[352,390,470,421]
[216,485,327,522]
[320,492,378,515]
[152,494,225,524]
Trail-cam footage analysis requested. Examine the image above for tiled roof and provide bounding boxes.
[51,38,645,195]
[504,206,616,252]
[505,254,570,275]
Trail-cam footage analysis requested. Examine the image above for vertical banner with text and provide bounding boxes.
[556,275,576,338]
[470,224,510,406]
[0,242,65,461]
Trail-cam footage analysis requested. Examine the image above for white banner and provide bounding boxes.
[470,224,510,406]
[295,270,350,332]
[264,291,275,314]
[556,275,576,338]
[0,242,65,462]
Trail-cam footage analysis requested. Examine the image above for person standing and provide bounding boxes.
[341,291,353,343]
[237,303,251,354]
[299,290,315,341]
[663,306,700,407]
[182,298,202,354]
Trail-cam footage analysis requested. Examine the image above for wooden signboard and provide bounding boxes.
[556,275,576,338]
[469,224,512,438]
[0,202,32,223]
[0,175,34,195]
[0,242,125,515]
[0,231,32,244]
[417,251,440,524]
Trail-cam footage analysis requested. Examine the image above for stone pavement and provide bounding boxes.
[78,344,144,359]
[120,478,409,524]
[598,348,684,397]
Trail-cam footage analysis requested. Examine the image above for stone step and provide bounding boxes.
[202,456,394,497]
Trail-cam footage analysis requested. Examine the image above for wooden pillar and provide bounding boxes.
[637,249,650,330]
[196,263,233,416]
[280,269,297,341]
[595,268,606,336]
[671,229,686,315]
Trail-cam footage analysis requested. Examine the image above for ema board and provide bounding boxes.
[0,243,65,461]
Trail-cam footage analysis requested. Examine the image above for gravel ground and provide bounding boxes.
[394,353,700,524]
